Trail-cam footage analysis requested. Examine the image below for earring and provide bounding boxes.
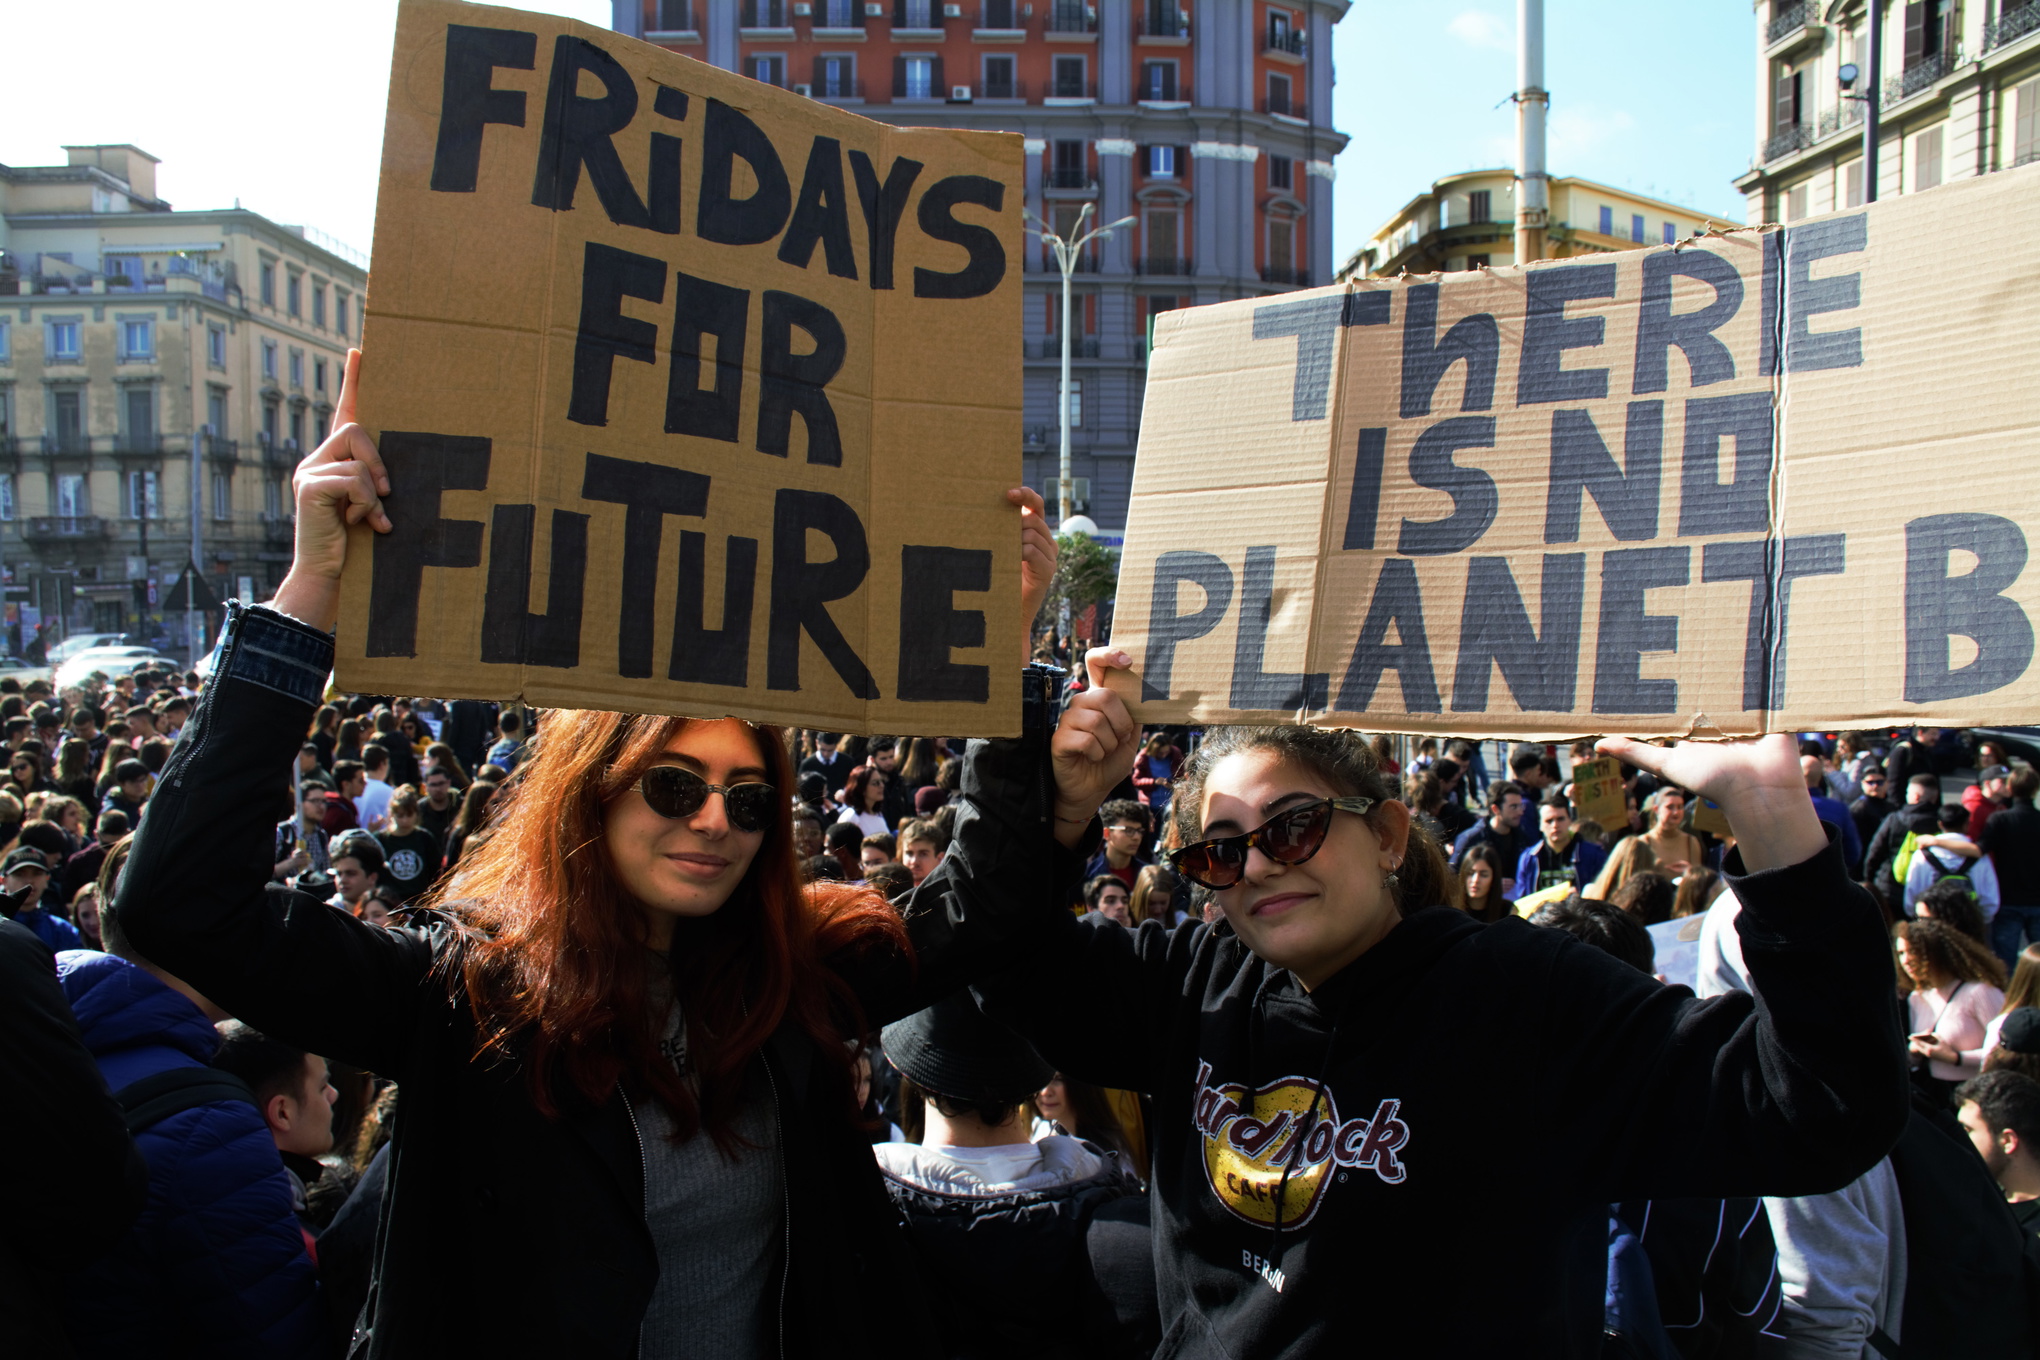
[1384,869,1401,892]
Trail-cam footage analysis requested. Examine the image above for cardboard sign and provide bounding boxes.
[1112,166,2040,738]
[1569,755,1627,828]
[337,0,1024,735]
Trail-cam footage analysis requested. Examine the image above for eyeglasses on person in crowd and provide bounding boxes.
[1169,797,1377,890]
[633,765,778,833]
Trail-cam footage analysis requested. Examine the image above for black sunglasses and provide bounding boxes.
[633,765,778,833]
[1170,796,1377,890]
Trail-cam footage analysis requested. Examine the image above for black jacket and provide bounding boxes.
[0,920,148,1360]
[976,833,1908,1358]
[1864,802,1939,900]
[117,604,1068,1360]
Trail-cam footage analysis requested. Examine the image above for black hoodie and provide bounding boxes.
[976,832,1907,1358]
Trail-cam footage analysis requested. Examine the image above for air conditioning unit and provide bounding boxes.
[793,2,811,12]
[794,82,813,95]
[950,84,973,100]
[943,2,961,13]
[865,2,883,12]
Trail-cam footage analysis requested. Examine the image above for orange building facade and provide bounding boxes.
[616,0,1348,530]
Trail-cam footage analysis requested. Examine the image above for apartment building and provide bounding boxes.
[1340,169,1727,279]
[614,0,1349,531]
[0,145,366,644]
[1739,0,2040,223]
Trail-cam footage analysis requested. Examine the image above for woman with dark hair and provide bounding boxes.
[110,356,1068,1358]
[835,764,890,836]
[894,737,938,799]
[423,741,471,791]
[309,703,341,769]
[973,652,1908,1356]
[53,739,98,814]
[334,717,364,767]
[1608,870,1676,927]
[1453,842,1512,923]
[373,710,422,789]
[440,781,500,873]
[1033,1071,1141,1167]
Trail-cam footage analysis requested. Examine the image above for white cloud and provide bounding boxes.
[1548,106,1639,161]
[1447,10,1512,50]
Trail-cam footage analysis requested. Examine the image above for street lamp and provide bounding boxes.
[1024,203,1135,529]
[1837,2,1883,204]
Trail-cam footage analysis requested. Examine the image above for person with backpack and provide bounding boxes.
[1904,804,2001,921]
[1865,775,1942,913]
[56,841,324,1358]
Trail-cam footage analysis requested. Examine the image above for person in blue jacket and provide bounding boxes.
[1514,792,1608,899]
[57,846,324,1360]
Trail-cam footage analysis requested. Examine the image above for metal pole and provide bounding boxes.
[1514,0,1549,263]
[188,431,201,667]
[1863,1,1883,203]
[1058,223,1076,529]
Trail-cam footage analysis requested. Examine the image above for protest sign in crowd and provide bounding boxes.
[8,4,2040,1359]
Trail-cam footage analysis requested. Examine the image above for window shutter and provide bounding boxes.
[813,54,828,88]
[1903,1,1925,65]
[932,54,945,92]
[894,52,906,95]
[893,0,906,22]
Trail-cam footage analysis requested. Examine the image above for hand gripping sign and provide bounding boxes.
[1112,166,2040,739]
[337,0,1023,736]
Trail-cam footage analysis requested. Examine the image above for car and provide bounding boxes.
[45,633,132,666]
[52,647,182,693]
[0,655,51,686]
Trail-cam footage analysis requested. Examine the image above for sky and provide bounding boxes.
[2,0,1754,272]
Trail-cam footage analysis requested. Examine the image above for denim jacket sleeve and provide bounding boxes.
[115,603,441,1076]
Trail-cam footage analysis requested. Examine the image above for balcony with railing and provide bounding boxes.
[1885,45,1958,106]
[1027,338,1101,359]
[976,0,1022,31]
[818,75,865,99]
[261,512,295,547]
[1133,256,1194,276]
[1022,425,1051,448]
[1262,29,1306,57]
[41,434,91,457]
[976,76,1025,99]
[25,516,111,542]
[1765,2,1813,47]
[1764,122,1814,161]
[1260,94,1308,121]
[1046,78,1098,101]
[1045,1,1096,33]
[1043,167,1098,191]
[1136,5,1189,38]
[1987,1,2040,51]
[112,435,164,458]
[204,435,239,465]
[740,0,794,30]
[1260,266,1311,286]
[1815,102,1865,139]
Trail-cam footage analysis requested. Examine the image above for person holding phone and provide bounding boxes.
[976,653,1910,1357]
[109,350,1083,1359]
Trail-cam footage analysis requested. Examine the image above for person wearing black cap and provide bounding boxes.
[2,844,76,952]
[1985,1006,2040,1084]
[876,993,1152,1359]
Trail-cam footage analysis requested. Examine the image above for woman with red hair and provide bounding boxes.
[108,355,1124,1359]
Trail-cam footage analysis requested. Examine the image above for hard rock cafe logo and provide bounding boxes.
[1193,1061,1410,1230]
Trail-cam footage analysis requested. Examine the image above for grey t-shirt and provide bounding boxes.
[632,1004,785,1360]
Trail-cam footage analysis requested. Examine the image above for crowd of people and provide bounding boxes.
[4,356,2037,1359]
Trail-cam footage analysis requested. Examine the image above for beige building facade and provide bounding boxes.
[0,145,365,645]
[1339,169,1728,280]
[1738,0,2040,224]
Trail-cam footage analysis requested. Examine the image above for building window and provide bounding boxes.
[260,261,276,307]
[1662,221,1676,244]
[0,389,9,439]
[312,283,327,328]
[1141,60,1178,101]
[0,475,14,522]
[315,358,328,393]
[264,475,284,518]
[1844,158,1865,208]
[208,323,227,368]
[0,319,10,363]
[1144,207,1180,265]
[1269,154,1293,190]
[1059,377,1083,427]
[1268,217,1296,278]
[52,389,83,446]
[893,0,932,26]
[289,349,304,388]
[56,473,88,520]
[316,411,332,443]
[289,409,305,450]
[1914,124,1943,191]
[208,389,228,437]
[751,55,785,86]
[1148,144,1178,177]
[1598,205,1614,235]
[124,387,154,449]
[1267,7,1294,48]
[743,0,789,23]
[1050,140,1088,189]
[982,54,1017,98]
[1052,55,1087,99]
[120,319,153,360]
[1629,213,1644,243]
[814,54,856,97]
[2015,78,2040,168]
[1784,183,1809,220]
[1266,72,1294,117]
[1468,189,1490,222]
[263,339,279,380]
[212,471,233,520]
[49,321,82,361]
[264,402,280,449]
[1774,65,1803,132]
[898,54,937,99]
[125,470,160,520]
[1466,254,1491,269]
[287,271,302,318]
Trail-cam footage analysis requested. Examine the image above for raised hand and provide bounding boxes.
[1596,732,1826,873]
[1049,647,1140,848]
[1009,486,1056,664]
[273,348,392,632]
